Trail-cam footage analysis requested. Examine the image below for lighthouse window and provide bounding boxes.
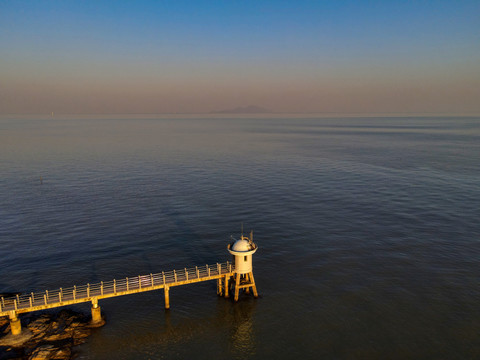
[244,256,247,262]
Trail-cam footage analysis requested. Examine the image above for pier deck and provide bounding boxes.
[0,262,234,317]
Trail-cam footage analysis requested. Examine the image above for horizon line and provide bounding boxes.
[1,111,480,117]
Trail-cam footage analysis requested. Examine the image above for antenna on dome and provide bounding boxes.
[241,222,244,238]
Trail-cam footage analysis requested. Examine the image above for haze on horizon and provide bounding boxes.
[1,0,479,115]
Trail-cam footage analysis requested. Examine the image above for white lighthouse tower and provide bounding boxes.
[227,230,258,301]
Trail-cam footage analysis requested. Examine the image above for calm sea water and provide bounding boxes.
[0,115,479,359]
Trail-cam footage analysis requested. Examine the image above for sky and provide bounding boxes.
[1,0,479,115]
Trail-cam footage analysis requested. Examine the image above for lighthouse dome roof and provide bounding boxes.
[231,239,255,252]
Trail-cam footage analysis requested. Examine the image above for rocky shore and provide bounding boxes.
[0,309,103,360]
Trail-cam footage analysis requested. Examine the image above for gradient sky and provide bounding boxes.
[1,0,479,114]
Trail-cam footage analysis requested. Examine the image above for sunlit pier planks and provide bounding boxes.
[0,262,235,335]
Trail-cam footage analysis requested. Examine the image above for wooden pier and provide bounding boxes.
[0,261,259,336]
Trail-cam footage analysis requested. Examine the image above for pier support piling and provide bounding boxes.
[232,272,257,301]
[217,278,222,296]
[249,272,258,298]
[164,285,170,310]
[9,312,21,335]
[224,275,229,298]
[234,273,241,301]
[90,299,102,325]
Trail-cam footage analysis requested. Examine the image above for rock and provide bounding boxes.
[43,331,73,342]
[0,317,10,335]
[72,328,91,346]
[28,315,51,335]
[52,347,72,360]
[0,309,100,360]
[29,344,56,360]
[28,344,72,360]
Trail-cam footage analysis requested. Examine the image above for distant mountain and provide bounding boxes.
[212,105,271,114]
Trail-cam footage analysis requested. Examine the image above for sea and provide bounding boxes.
[0,115,479,359]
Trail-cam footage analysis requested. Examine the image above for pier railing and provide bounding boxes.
[0,262,233,315]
